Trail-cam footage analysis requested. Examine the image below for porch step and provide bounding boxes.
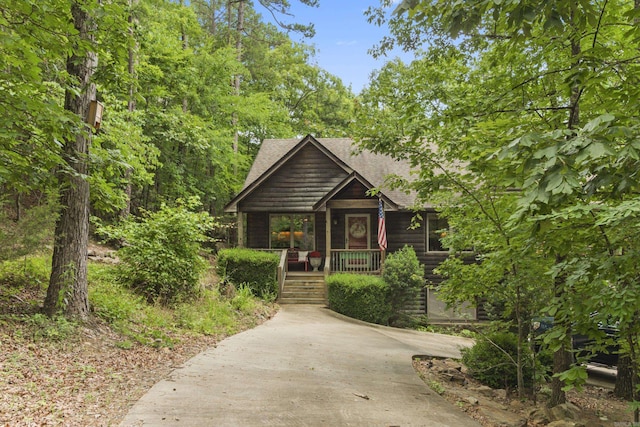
[279,273,326,305]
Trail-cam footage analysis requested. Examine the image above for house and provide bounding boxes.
[224,135,476,321]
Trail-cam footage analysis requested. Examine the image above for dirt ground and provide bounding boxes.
[0,259,277,426]
[413,356,634,427]
[0,246,633,426]
[2,326,630,426]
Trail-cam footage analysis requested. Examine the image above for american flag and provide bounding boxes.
[377,198,387,251]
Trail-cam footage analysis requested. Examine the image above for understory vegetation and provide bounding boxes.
[0,248,277,425]
[461,331,536,391]
[0,194,277,425]
[1,253,274,348]
[96,198,215,305]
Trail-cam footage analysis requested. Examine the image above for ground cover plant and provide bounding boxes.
[0,247,276,426]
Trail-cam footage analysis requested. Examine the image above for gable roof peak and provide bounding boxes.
[225,135,417,213]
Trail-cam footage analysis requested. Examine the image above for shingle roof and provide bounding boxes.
[230,135,418,211]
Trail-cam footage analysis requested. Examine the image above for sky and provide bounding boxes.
[262,0,413,94]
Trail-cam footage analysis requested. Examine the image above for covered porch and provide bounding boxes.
[240,196,388,299]
[272,247,383,305]
[239,197,388,272]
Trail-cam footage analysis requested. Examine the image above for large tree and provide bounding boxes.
[44,0,100,318]
[3,0,359,320]
[356,0,640,407]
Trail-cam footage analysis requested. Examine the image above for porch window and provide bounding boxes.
[426,213,448,252]
[270,214,315,250]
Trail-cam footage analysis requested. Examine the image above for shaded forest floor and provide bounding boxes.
[414,357,633,426]
[0,250,633,426]
[0,272,277,426]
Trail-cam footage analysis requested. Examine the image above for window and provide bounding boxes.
[426,213,448,252]
[270,214,315,250]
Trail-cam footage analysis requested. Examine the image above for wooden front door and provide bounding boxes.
[345,214,370,249]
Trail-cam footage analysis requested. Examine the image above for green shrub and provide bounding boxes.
[89,264,146,323]
[461,331,534,390]
[0,199,57,262]
[327,273,391,325]
[382,245,424,325]
[216,249,278,300]
[0,256,50,289]
[99,199,214,304]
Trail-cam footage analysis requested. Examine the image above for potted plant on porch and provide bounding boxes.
[308,251,322,271]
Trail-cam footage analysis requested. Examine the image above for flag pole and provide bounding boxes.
[377,197,387,271]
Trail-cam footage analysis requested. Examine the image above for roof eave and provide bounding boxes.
[224,134,356,213]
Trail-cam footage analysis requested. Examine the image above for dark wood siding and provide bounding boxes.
[385,211,451,284]
[384,211,455,314]
[334,181,369,199]
[422,253,450,285]
[386,212,425,253]
[330,210,346,249]
[314,212,326,254]
[240,145,348,212]
[246,212,269,248]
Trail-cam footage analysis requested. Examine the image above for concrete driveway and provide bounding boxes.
[120,305,481,427]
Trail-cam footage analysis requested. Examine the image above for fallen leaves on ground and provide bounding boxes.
[0,320,224,426]
[413,357,632,427]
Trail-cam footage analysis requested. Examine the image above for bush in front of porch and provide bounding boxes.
[216,249,279,300]
[382,245,425,327]
[326,274,391,325]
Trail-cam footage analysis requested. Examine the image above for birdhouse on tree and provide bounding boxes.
[87,100,104,130]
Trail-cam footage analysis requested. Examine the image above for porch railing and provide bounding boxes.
[254,249,287,295]
[249,249,382,294]
[330,249,383,274]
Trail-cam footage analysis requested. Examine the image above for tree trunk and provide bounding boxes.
[209,0,217,35]
[44,1,96,320]
[550,344,572,406]
[227,0,232,45]
[615,355,634,400]
[121,0,138,220]
[550,256,571,407]
[231,0,244,164]
[15,192,21,222]
[514,280,525,398]
[180,0,189,113]
[550,8,583,407]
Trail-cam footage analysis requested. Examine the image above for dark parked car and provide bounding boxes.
[531,316,619,367]
[572,323,619,367]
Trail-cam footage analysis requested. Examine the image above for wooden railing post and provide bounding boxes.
[278,249,286,296]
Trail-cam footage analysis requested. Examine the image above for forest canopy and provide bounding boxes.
[0,0,356,318]
[0,0,356,220]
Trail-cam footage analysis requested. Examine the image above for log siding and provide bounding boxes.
[226,136,477,321]
[239,144,348,212]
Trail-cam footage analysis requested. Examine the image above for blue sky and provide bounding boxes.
[262,0,412,94]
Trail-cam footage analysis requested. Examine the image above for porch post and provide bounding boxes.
[325,207,331,271]
[237,209,244,248]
